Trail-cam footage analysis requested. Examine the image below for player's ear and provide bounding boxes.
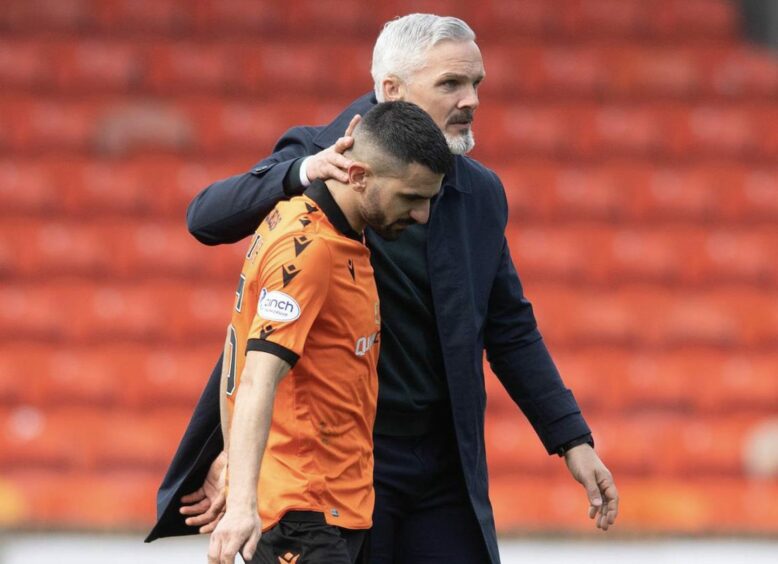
[348,162,370,193]
[382,75,405,101]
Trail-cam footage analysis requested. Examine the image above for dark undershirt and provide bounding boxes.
[366,223,449,435]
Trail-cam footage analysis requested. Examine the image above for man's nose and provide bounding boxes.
[459,85,479,110]
[409,201,431,225]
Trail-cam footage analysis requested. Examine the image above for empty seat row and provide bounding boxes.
[1,282,776,346]
[475,103,778,160]
[0,96,344,157]
[0,38,371,97]
[2,96,776,159]
[2,471,774,532]
[481,43,778,100]
[505,223,778,285]
[0,155,254,218]
[2,158,775,224]
[0,467,159,528]
[0,400,768,479]
[3,39,775,99]
[0,281,234,342]
[484,410,775,476]
[0,405,190,471]
[489,475,778,533]
[3,341,774,414]
[527,284,778,348]
[0,343,220,408]
[484,348,778,414]
[0,218,244,281]
[0,0,739,40]
[499,162,778,223]
[5,218,778,285]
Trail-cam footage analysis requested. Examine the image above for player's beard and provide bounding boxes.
[445,128,475,155]
[360,187,414,241]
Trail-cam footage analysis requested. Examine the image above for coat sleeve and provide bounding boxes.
[186,126,319,245]
[483,175,591,455]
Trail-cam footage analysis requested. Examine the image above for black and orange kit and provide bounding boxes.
[222,181,380,563]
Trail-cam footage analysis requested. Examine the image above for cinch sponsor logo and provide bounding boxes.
[355,330,379,357]
[258,288,301,322]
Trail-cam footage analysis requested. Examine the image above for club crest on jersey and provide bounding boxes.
[265,209,282,230]
[258,288,301,322]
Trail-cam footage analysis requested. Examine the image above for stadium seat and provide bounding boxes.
[91,406,191,470]
[5,468,159,528]
[52,38,142,93]
[0,39,49,92]
[145,42,241,95]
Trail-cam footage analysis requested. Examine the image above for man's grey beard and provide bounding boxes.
[445,130,475,155]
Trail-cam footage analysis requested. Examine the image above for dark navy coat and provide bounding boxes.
[146,94,591,563]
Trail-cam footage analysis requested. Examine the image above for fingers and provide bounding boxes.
[600,478,620,529]
[344,114,361,137]
[210,533,240,564]
[199,508,225,534]
[179,488,205,505]
[188,494,225,529]
[590,477,619,531]
[180,497,210,517]
[582,477,604,513]
[307,150,353,184]
[207,535,221,564]
[333,135,355,154]
[241,527,262,562]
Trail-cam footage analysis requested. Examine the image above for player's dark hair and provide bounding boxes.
[359,101,453,174]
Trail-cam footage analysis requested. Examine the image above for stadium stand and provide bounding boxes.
[0,0,776,535]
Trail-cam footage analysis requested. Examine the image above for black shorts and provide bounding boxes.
[249,511,368,564]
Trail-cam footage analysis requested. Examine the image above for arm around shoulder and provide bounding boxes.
[187,126,319,245]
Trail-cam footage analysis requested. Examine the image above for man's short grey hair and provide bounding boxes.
[371,14,476,102]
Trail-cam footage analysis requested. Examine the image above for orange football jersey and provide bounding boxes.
[223,181,380,530]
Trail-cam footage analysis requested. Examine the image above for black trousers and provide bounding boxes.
[369,425,490,563]
[250,511,367,564]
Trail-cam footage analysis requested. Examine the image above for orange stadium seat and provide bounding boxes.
[657,0,740,38]
[0,406,92,469]
[92,0,195,34]
[51,38,142,93]
[38,346,152,407]
[91,406,191,470]
[530,285,778,348]
[5,468,159,528]
[0,39,50,91]
[484,410,564,476]
[703,46,778,98]
[0,0,95,32]
[239,42,372,97]
[145,42,243,95]
[127,345,223,408]
[191,0,288,36]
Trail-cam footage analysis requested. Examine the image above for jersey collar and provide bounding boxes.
[305,181,363,242]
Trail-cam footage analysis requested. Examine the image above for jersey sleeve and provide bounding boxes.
[246,233,332,366]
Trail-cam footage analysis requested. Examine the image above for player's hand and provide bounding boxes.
[564,444,619,531]
[208,508,262,564]
[180,450,227,533]
[304,114,361,184]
